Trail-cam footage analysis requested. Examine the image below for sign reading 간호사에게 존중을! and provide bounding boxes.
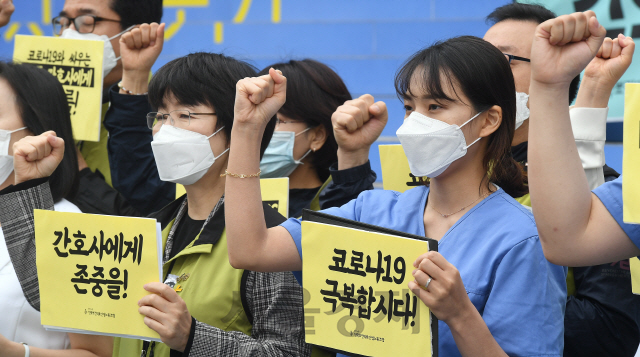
[35,210,163,340]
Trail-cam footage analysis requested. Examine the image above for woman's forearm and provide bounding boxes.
[4,334,112,357]
[448,308,508,357]
[528,80,593,263]
[225,126,270,270]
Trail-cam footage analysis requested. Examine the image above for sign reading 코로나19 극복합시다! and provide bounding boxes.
[34,210,163,340]
[13,35,104,142]
[301,211,438,357]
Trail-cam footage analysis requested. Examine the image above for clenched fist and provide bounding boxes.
[332,94,387,169]
[0,0,15,28]
[13,131,65,185]
[234,68,287,131]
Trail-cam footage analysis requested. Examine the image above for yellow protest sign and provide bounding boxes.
[260,177,289,217]
[177,178,289,216]
[623,83,640,224]
[13,35,104,142]
[379,145,426,193]
[301,220,435,356]
[630,257,640,295]
[34,210,162,340]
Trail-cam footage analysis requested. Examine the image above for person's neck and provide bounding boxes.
[427,151,492,217]
[184,163,226,220]
[288,160,323,189]
[0,172,15,192]
[511,121,529,147]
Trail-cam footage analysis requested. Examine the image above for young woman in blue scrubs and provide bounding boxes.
[526,12,640,266]
[225,36,567,356]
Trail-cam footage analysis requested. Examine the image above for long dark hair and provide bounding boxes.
[148,52,275,159]
[258,59,352,182]
[0,61,79,202]
[394,36,528,197]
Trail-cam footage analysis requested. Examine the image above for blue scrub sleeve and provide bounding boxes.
[592,177,640,248]
[279,196,364,286]
[480,236,566,356]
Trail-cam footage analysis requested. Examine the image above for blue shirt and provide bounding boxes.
[593,176,640,248]
[281,186,566,357]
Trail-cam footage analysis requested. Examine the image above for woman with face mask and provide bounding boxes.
[0,54,311,357]
[257,59,376,217]
[224,37,567,356]
[0,62,112,357]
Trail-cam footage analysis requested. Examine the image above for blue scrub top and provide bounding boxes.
[281,186,567,357]
[593,176,640,247]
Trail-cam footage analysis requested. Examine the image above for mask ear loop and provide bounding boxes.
[293,126,314,163]
[206,126,229,160]
[459,112,483,150]
[110,25,137,61]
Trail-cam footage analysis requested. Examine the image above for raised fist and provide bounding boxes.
[531,11,606,87]
[13,132,65,185]
[234,68,287,130]
[584,34,635,89]
[331,94,387,155]
[0,0,15,28]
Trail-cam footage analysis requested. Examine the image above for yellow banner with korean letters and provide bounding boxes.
[34,210,162,340]
[379,145,426,193]
[301,221,433,357]
[177,177,289,216]
[13,35,104,142]
[623,83,640,224]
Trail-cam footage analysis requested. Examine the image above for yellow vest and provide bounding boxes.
[79,102,113,186]
[515,193,575,296]
[112,212,251,356]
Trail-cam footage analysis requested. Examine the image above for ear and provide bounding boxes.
[307,125,327,152]
[478,105,502,138]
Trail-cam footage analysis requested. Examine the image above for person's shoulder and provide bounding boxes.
[481,189,538,238]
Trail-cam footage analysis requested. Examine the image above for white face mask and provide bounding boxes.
[60,25,135,79]
[396,111,481,178]
[151,125,228,185]
[0,127,27,184]
[515,91,530,130]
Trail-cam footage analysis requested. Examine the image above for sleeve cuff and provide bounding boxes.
[0,177,49,196]
[570,106,608,142]
[171,316,197,357]
[106,85,151,128]
[329,160,373,184]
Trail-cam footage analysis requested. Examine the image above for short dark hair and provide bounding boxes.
[110,0,163,30]
[395,36,528,198]
[258,59,352,182]
[486,3,580,104]
[0,62,79,202]
[148,52,275,159]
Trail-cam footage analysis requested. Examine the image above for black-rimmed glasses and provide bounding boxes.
[503,53,531,64]
[147,110,217,129]
[52,15,122,36]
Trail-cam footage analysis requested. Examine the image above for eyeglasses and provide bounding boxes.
[147,110,217,129]
[275,118,304,127]
[52,15,122,36]
[503,53,531,64]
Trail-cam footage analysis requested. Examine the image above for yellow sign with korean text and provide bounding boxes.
[177,178,289,216]
[34,210,163,340]
[379,145,426,193]
[13,35,104,142]
[623,83,640,224]
[301,221,433,357]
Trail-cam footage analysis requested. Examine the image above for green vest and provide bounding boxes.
[112,201,252,356]
[515,193,575,296]
[79,102,113,186]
